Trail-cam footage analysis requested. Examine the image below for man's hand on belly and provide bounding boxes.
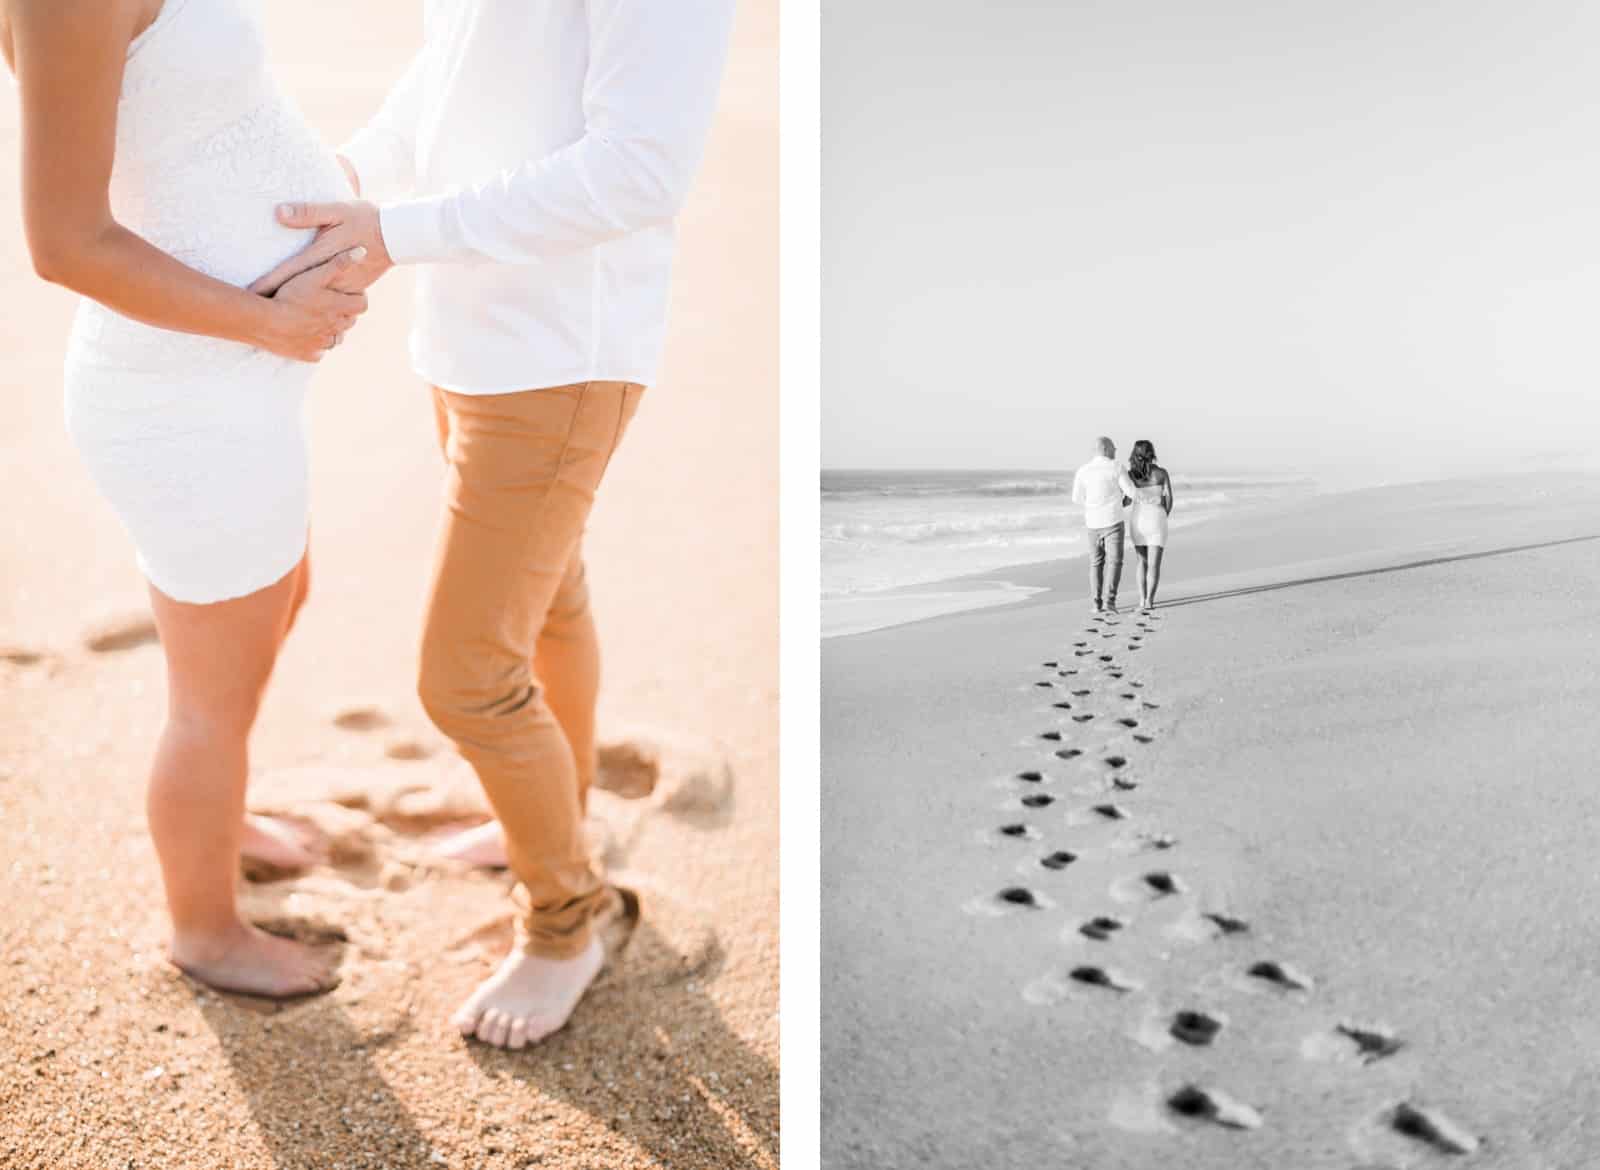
[249,200,393,296]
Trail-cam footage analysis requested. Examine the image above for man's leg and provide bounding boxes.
[1087,527,1106,609]
[416,381,643,1049]
[1103,522,1125,612]
[536,551,601,813]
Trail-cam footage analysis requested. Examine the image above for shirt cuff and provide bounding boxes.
[377,194,457,266]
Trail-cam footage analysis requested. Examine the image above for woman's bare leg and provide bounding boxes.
[1147,546,1165,608]
[148,556,338,997]
[1133,546,1150,607]
[240,553,321,873]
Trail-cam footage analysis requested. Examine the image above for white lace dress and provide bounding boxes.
[1120,473,1169,548]
[62,0,351,603]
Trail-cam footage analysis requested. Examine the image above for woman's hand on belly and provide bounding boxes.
[254,249,371,363]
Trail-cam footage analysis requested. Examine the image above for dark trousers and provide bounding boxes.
[1086,522,1124,605]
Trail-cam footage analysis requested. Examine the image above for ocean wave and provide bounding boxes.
[821,472,1313,501]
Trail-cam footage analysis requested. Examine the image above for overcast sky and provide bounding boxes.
[824,0,1600,486]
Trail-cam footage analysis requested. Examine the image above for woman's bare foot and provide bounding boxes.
[429,820,509,868]
[168,921,340,999]
[451,936,604,1049]
[240,813,321,872]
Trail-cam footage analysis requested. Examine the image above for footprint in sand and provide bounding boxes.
[1166,1085,1262,1131]
[1133,734,1155,744]
[1070,965,1138,991]
[1038,730,1064,742]
[1303,1021,1403,1065]
[1134,832,1178,852]
[1019,793,1056,809]
[1015,770,1045,783]
[1246,959,1315,992]
[0,643,51,667]
[1078,915,1127,941]
[1386,1102,1479,1155]
[993,823,1041,842]
[1023,965,1141,1003]
[1051,701,1073,711]
[1054,748,1083,761]
[1102,754,1127,769]
[1034,680,1056,689]
[383,739,433,761]
[1202,911,1249,935]
[331,704,390,732]
[1042,660,1059,668]
[1071,688,1092,697]
[1115,718,1139,729]
[1169,1009,1225,1047]
[963,886,1055,916]
[1072,714,1095,724]
[82,610,159,653]
[1040,850,1078,870]
[1111,870,1185,902]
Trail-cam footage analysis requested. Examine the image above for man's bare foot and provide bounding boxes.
[429,820,509,868]
[451,936,604,1049]
[240,813,321,872]
[168,921,340,999]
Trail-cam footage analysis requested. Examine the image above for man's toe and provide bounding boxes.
[506,1017,529,1050]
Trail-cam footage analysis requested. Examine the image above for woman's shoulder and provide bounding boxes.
[1153,464,1171,483]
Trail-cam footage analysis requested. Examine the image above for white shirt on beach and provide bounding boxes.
[1071,455,1126,529]
[340,0,735,395]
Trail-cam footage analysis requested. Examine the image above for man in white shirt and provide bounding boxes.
[251,0,736,1050]
[1070,437,1127,615]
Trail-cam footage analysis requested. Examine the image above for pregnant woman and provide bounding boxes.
[4,0,370,996]
[1121,439,1175,613]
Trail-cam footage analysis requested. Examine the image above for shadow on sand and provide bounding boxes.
[194,921,775,1169]
[1159,533,1600,611]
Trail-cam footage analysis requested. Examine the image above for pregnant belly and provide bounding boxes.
[71,137,351,379]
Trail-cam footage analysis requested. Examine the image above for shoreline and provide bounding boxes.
[822,470,1598,639]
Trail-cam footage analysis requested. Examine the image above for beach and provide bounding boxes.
[0,3,777,1168]
[823,473,1600,1168]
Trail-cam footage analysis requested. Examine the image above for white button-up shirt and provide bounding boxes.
[341,0,735,395]
[1071,455,1126,529]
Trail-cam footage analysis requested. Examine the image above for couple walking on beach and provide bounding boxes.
[3,0,733,1051]
[1071,437,1175,615]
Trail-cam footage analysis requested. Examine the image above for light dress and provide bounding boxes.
[61,0,351,603]
[1121,473,1169,548]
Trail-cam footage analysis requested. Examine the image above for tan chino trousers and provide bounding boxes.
[421,380,644,958]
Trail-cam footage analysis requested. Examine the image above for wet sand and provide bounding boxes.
[0,2,776,1168]
[823,473,1600,1168]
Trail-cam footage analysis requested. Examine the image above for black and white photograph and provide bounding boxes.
[824,2,1600,1166]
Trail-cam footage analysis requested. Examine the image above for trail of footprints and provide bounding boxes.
[985,609,1481,1158]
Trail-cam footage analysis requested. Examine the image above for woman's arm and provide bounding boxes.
[12,0,366,363]
[1162,470,1175,515]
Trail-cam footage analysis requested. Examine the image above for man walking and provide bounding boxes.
[251,0,736,1050]
[1071,436,1126,615]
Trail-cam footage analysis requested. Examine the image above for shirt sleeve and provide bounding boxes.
[378,0,736,267]
[339,50,428,203]
[1070,470,1086,504]
[1118,473,1135,496]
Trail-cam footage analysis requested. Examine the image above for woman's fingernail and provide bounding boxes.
[277,203,297,218]
[348,246,368,262]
